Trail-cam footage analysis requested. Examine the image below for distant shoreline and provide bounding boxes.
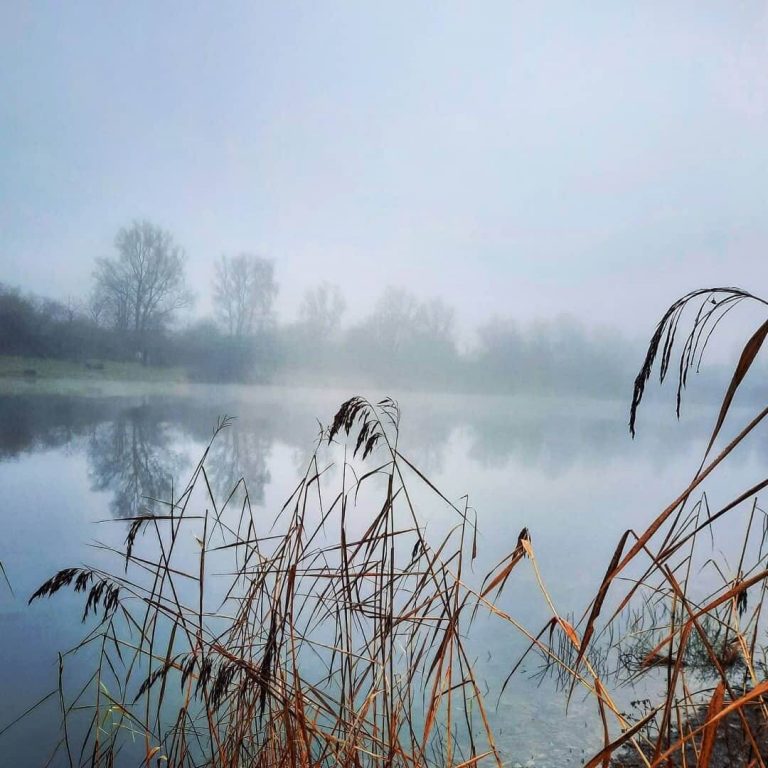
[0,355,190,396]
[0,355,187,383]
[0,355,752,418]
[0,355,633,406]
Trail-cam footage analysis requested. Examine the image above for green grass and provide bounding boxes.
[0,356,188,392]
[0,355,188,384]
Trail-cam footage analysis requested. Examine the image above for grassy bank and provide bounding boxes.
[0,355,188,383]
[0,355,190,396]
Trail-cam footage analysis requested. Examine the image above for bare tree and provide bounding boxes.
[213,253,277,337]
[93,220,191,361]
[364,287,455,353]
[299,282,346,337]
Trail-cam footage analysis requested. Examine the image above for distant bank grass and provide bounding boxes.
[0,355,188,386]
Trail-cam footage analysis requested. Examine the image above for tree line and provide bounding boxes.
[0,219,632,396]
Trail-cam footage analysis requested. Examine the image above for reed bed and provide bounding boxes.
[13,286,768,766]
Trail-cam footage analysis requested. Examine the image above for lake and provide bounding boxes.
[0,385,764,766]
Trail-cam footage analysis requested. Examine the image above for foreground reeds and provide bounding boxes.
[11,286,768,766]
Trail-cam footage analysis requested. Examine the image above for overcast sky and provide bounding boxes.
[2,2,767,336]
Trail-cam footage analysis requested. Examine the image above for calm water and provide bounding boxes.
[0,386,764,766]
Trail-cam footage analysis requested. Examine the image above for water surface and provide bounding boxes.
[0,386,763,766]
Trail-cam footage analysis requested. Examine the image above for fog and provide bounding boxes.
[3,2,768,349]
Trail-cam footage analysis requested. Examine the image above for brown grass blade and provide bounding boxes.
[698,681,725,768]
[703,317,768,460]
[652,680,768,766]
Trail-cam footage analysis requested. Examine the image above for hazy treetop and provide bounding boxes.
[2,2,767,337]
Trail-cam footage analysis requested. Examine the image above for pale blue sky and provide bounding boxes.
[2,2,767,334]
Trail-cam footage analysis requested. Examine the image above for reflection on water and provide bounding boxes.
[87,407,184,518]
[0,394,289,518]
[0,390,744,520]
[206,418,272,505]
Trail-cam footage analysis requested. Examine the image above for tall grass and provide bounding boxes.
[12,286,768,766]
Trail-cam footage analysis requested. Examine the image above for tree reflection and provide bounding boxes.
[204,421,272,506]
[87,405,185,518]
[0,390,751,526]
